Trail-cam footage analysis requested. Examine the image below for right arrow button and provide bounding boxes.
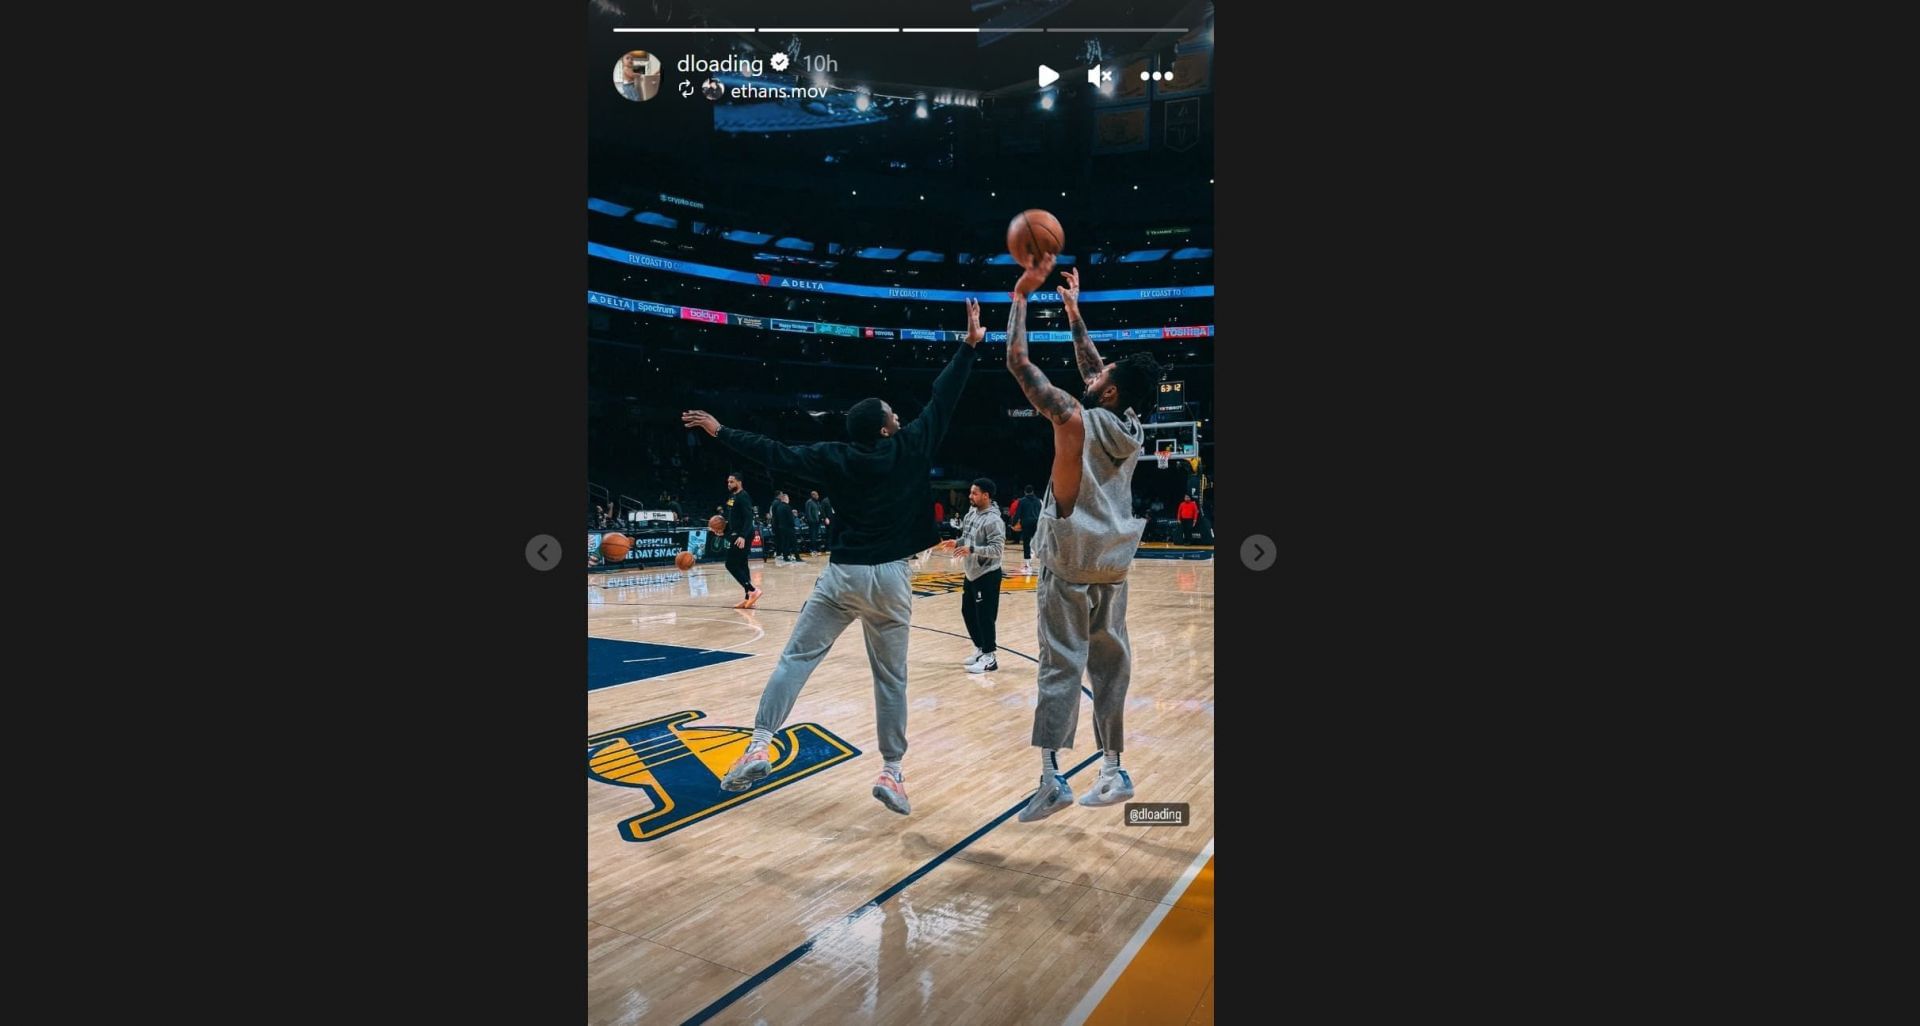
[1240,534,1276,572]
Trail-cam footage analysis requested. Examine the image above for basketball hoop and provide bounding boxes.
[1155,451,1170,470]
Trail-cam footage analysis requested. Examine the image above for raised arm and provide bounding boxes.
[901,297,984,447]
[1058,268,1105,384]
[1008,257,1090,513]
[1004,292,1081,427]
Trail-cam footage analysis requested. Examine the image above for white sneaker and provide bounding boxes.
[965,653,999,673]
[1078,767,1135,807]
[964,647,982,666]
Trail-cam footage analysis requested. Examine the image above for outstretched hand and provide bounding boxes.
[681,410,722,437]
[1058,267,1081,318]
[1013,253,1056,297]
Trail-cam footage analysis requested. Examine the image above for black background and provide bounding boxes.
[41,1,1696,1021]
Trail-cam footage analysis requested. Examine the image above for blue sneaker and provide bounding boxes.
[1017,771,1075,822]
[720,741,771,792]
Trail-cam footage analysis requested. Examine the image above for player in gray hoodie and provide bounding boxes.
[954,477,1007,673]
[1003,259,1164,823]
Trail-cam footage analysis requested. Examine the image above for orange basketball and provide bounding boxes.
[708,515,727,534]
[674,551,696,571]
[600,532,631,561]
[1006,209,1064,267]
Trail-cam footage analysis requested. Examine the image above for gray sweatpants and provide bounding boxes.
[1031,568,1132,753]
[754,560,914,761]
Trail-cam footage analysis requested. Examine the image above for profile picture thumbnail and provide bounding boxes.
[614,50,661,102]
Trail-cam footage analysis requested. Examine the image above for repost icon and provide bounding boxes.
[678,79,694,99]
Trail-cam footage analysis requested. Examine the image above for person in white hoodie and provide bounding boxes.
[954,477,1007,673]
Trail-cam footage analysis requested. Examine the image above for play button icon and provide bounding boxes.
[1037,64,1059,88]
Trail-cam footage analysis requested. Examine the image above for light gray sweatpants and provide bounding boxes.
[1031,568,1132,753]
[754,559,914,761]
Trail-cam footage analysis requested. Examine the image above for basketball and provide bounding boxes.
[1006,209,1064,267]
[675,551,696,571]
[600,532,631,561]
[708,515,727,534]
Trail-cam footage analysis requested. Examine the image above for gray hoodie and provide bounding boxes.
[1033,405,1147,584]
[957,500,1006,581]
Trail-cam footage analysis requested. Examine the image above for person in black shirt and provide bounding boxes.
[681,297,984,816]
[718,473,759,607]
[770,491,799,564]
[818,493,837,552]
[804,490,824,555]
[1016,484,1040,564]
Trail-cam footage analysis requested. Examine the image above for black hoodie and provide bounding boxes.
[717,345,977,565]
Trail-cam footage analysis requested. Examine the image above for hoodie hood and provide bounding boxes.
[1087,406,1145,462]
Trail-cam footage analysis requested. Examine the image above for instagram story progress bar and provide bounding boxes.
[611,28,1181,33]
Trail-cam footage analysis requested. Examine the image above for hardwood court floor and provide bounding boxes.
[588,548,1214,1025]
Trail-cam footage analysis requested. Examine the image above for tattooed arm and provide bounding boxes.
[1058,268,1104,384]
[1007,279,1089,514]
[1005,293,1081,427]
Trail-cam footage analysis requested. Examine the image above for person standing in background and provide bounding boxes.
[955,478,1006,674]
[1016,485,1040,565]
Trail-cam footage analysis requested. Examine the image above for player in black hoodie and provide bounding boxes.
[680,298,984,816]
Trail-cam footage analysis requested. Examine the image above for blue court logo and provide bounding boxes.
[588,710,861,841]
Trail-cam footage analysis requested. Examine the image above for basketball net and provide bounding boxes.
[1156,451,1170,469]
